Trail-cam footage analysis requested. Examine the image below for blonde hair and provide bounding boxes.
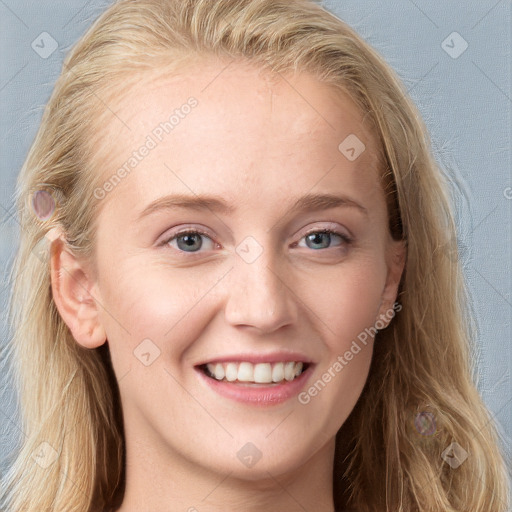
[1,0,510,510]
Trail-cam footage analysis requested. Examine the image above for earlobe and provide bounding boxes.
[377,239,406,326]
[49,228,106,349]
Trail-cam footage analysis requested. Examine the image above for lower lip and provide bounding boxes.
[196,366,313,406]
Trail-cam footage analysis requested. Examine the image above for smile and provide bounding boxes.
[196,357,313,405]
[203,361,307,384]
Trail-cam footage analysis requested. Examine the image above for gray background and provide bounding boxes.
[1,0,511,486]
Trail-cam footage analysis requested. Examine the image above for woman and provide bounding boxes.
[1,0,509,511]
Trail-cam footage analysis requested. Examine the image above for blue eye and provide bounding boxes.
[162,228,352,254]
[297,229,352,250]
[165,230,216,253]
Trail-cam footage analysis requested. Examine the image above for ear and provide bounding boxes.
[49,228,106,349]
[377,238,406,327]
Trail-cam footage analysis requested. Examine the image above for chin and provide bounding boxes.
[197,432,329,482]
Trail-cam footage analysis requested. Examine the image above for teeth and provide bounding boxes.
[225,362,238,382]
[238,362,254,382]
[284,361,296,381]
[214,363,225,380]
[254,363,272,383]
[205,361,306,384]
[272,362,284,383]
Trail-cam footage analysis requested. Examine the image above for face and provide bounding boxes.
[56,59,405,482]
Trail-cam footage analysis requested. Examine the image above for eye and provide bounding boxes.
[296,229,352,250]
[162,229,217,253]
[160,227,353,254]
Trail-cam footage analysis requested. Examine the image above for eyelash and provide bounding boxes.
[298,228,353,248]
[159,227,353,254]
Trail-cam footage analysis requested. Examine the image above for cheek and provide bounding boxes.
[311,259,387,418]
[299,263,383,425]
[301,256,387,349]
[96,259,223,368]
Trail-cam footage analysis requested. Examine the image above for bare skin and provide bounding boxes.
[51,59,405,512]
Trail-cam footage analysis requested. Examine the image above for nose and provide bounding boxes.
[224,245,298,334]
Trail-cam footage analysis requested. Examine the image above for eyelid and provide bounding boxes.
[158,221,354,251]
[158,226,217,248]
[298,222,353,243]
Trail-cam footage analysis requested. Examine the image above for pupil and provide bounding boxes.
[307,232,329,249]
[178,234,202,251]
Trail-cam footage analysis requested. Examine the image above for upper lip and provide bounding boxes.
[195,351,315,366]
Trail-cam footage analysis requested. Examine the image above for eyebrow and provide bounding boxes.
[137,192,368,220]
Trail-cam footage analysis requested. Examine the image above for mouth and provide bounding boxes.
[200,361,309,385]
[195,358,313,405]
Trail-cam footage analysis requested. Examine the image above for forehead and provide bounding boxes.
[89,59,384,216]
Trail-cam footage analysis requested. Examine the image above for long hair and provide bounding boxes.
[1,1,510,510]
